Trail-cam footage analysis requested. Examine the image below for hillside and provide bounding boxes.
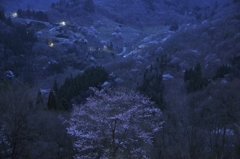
[0,0,240,158]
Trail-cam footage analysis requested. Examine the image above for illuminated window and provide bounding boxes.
[12,12,18,18]
[103,45,108,51]
[89,47,95,51]
[60,21,66,26]
[49,42,54,47]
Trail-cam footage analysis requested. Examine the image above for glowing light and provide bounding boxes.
[12,12,18,18]
[49,43,54,47]
[89,47,95,51]
[60,21,66,26]
[103,45,108,51]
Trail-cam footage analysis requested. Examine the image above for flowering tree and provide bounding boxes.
[67,88,163,159]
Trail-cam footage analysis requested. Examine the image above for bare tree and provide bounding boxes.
[0,81,74,158]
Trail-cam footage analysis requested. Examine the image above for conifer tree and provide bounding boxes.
[0,10,6,21]
[5,17,13,27]
[47,90,57,110]
[83,0,95,13]
[60,98,69,110]
[36,90,44,108]
[53,80,59,95]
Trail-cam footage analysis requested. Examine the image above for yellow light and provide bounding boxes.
[49,43,54,47]
[60,21,66,26]
[12,12,18,18]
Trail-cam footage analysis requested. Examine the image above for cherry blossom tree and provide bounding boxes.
[67,88,163,159]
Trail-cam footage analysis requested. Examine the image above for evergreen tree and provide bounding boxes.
[83,0,95,13]
[213,65,231,80]
[36,90,44,107]
[47,90,57,110]
[139,63,165,109]
[60,98,69,110]
[0,10,6,21]
[184,63,209,93]
[53,80,59,95]
[57,66,108,103]
[5,17,13,27]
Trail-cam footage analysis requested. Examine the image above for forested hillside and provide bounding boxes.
[0,0,240,158]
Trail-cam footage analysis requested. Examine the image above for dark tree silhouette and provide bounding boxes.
[36,90,44,107]
[83,0,95,13]
[47,90,57,110]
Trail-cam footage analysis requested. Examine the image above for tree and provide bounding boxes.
[0,81,74,158]
[52,80,59,95]
[5,17,13,27]
[142,0,155,11]
[0,9,6,21]
[184,63,209,93]
[0,81,35,158]
[60,98,69,110]
[195,80,240,158]
[83,0,95,13]
[0,125,11,158]
[36,89,44,108]
[139,58,165,109]
[47,90,57,110]
[67,88,163,158]
[57,66,108,103]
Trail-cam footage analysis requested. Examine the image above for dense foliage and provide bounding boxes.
[83,0,95,13]
[0,10,37,80]
[0,82,74,159]
[57,66,108,106]
[17,9,49,22]
[184,63,209,93]
[139,55,167,109]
